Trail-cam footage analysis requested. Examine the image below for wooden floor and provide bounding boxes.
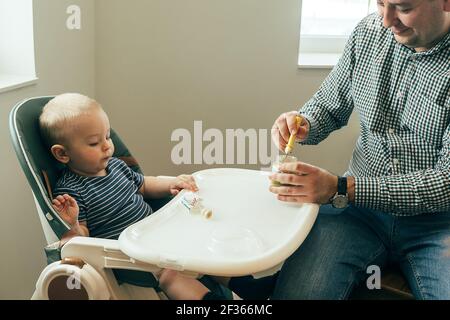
[351,269,414,300]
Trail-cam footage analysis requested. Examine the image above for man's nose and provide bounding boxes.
[382,6,398,28]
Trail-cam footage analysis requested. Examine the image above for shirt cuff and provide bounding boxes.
[354,176,388,210]
[298,113,320,145]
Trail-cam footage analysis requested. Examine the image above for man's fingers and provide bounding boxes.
[269,173,305,186]
[287,116,300,135]
[276,195,310,203]
[285,111,301,135]
[272,111,303,151]
[275,118,290,143]
[269,185,304,196]
[296,126,307,140]
[271,127,287,151]
[278,161,316,175]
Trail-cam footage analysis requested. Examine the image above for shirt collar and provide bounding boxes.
[430,32,450,52]
[407,32,450,56]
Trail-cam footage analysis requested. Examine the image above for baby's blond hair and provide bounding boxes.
[39,93,101,148]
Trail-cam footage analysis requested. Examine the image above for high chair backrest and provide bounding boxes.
[9,96,144,244]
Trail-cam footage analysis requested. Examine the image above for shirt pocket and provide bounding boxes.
[403,91,449,148]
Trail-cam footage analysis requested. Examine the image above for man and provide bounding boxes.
[270,0,449,299]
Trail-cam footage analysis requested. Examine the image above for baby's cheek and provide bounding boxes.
[87,150,102,160]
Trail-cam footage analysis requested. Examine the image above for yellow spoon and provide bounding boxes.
[281,115,303,162]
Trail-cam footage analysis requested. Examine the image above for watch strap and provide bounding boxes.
[337,176,347,195]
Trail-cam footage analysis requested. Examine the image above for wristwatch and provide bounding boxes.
[330,176,348,209]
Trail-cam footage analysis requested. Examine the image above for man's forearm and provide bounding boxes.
[354,169,450,214]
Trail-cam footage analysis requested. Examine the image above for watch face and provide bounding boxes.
[332,195,348,209]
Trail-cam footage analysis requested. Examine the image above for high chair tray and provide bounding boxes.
[119,168,319,276]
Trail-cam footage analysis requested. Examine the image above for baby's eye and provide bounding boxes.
[89,142,99,146]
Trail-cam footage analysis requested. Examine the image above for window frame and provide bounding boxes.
[0,0,38,94]
[298,0,377,68]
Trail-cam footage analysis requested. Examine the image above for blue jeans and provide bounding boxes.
[272,204,450,300]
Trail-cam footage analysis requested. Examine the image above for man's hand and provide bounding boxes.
[271,111,310,152]
[169,175,199,195]
[269,161,337,204]
[52,194,79,227]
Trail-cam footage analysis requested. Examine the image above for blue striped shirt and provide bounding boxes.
[53,157,153,239]
[300,13,449,216]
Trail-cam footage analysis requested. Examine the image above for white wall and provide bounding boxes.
[95,0,359,177]
[0,0,95,299]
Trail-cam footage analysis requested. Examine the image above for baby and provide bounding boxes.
[39,93,225,300]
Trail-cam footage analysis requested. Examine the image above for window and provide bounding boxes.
[0,0,37,93]
[298,0,378,68]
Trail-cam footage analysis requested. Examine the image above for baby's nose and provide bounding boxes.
[103,140,112,151]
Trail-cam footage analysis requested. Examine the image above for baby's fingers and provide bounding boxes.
[66,195,78,207]
[187,178,199,191]
[55,195,66,203]
[186,180,199,192]
[177,180,195,191]
[52,200,63,211]
[178,175,198,191]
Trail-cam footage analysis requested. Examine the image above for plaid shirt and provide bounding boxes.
[300,13,449,216]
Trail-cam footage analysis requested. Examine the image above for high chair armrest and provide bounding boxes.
[61,237,162,274]
[62,236,120,253]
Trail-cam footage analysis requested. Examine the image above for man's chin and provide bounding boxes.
[394,35,417,48]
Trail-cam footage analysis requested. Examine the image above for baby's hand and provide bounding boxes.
[52,194,79,227]
[169,175,199,195]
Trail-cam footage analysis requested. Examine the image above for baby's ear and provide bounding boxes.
[50,145,70,164]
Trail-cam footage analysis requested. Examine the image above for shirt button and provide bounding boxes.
[393,158,399,165]
[397,91,403,99]
[388,128,395,134]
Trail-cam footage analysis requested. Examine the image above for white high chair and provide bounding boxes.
[10,96,319,300]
